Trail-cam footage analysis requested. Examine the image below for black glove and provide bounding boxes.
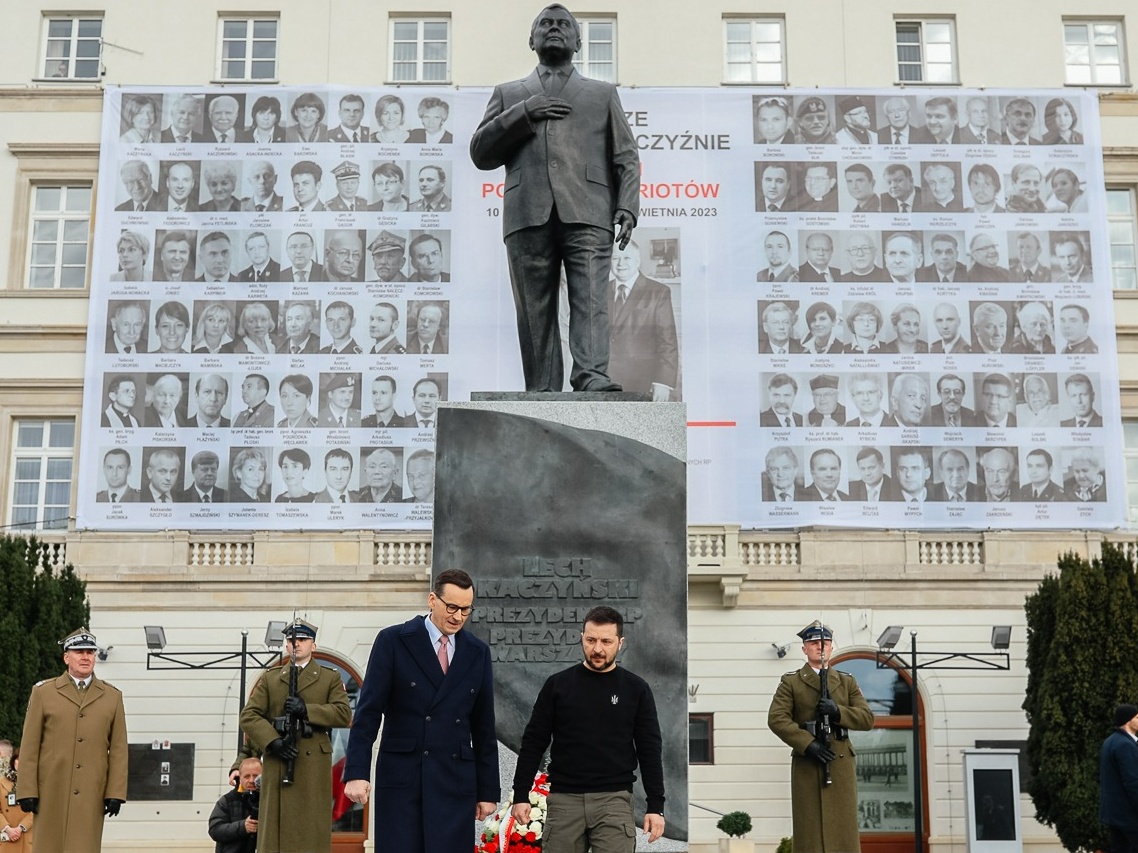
[267,738,299,761]
[17,798,37,815]
[805,741,837,765]
[104,798,124,817]
[816,697,841,723]
[284,695,307,718]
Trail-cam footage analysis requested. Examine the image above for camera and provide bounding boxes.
[243,784,260,820]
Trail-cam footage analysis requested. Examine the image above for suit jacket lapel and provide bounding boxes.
[54,673,81,707]
[401,616,443,689]
[523,69,544,98]
[297,661,320,693]
[626,275,649,310]
[798,664,821,694]
[83,677,107,707]
[559,68,584,102]
[431,631,476,709]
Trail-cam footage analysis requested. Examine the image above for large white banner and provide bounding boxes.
[77,86,1123,530]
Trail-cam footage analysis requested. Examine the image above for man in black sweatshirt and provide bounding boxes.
[510,605,665,851]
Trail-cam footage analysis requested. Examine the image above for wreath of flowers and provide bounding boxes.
[476,771,550,853]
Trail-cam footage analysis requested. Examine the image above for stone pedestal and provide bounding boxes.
[434,399,688,841]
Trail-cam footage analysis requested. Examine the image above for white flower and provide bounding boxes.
[529,790,542,806]
[531,821,544,840]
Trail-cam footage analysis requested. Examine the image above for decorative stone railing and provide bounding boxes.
[12,529,1137,612]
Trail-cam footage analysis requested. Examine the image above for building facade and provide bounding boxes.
[2,2,1137,850]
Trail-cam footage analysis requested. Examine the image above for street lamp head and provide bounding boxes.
[990,625,1012,650]
[771,643,789,659]
[877,625,904,650]
[264,621,287,649]
[144,625,167,651]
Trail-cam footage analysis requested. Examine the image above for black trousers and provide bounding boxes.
[504,207,616,392]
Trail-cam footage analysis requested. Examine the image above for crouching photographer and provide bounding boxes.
[209,757,260,853]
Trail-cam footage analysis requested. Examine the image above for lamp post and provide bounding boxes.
[875,626,1012,853]
[145,621,287,750]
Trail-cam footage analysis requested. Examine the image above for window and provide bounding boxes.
[895,19,957,83]
[390,18,450,83]
[1064,20,1127,85]
[26,185,91,289]
[689,713,714,764]
[572,18,616,82]
[723,18,785,84]
[41,16,102,79]
[1108,188,1138,290]
[1125,423,1138,524]
[9,419,74,530]
[217,17,278,81]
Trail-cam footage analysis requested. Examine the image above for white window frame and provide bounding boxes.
[572,17,617,83]
[1124,422,1138,526]
[1063,19,1128,86]
[389,17,451,83]
[894,18,958,84]
[40,15,103,80]
[216,16,279,82]
[1108,187,1138,291]
[722,17,786,84]
[25,184,92,290]
[8,418,75,531]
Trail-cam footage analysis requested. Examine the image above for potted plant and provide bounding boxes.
[716,811,754,853]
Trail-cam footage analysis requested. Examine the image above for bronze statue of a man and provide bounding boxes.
[470,4,640,392]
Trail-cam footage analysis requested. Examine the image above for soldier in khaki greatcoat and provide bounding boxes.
[240,618,351,853]
[18,627,128,853]
[768,621,874,853]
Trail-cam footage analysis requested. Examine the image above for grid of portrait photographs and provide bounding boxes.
[82,88,462,529]
[79,86,1123,532]
[746,89,1122,528]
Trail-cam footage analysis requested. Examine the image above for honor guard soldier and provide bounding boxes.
[18,627,128,853]
[239,618,351,853]
[768,621,874,853]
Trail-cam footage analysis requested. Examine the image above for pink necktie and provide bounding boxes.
[437,634,449,674]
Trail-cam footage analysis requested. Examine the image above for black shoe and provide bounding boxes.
[580,381,623,392]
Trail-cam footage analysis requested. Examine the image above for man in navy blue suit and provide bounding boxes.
[343,569,499,853]
[1100,703,1138,853]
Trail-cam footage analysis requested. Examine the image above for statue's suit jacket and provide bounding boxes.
[470,67,640,238]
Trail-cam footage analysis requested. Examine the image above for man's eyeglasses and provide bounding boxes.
[436,596,473,616]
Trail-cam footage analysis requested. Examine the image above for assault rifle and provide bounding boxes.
[802,642,836,786]
[815,651,834,787]
[272,651,312,786]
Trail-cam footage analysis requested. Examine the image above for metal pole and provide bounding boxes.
[911,631,922,853]
[237,629,249,752]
